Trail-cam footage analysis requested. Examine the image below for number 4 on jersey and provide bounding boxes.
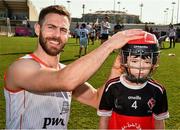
[131,101,138,109]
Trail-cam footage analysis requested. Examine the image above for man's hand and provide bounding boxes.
[108,55,124,80]
[105,29,145,50]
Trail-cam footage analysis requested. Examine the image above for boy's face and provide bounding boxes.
[127,55,153,79]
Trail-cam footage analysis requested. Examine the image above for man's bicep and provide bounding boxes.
[5,59,58,92]
[6,59,41,91]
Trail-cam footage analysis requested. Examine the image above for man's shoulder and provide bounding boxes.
[8,55,41,76]
[16,55,40,66]
[5,55,41,92]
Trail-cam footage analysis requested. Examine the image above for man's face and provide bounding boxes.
[38,13,70,56]
[127,55,152,79]
[104,17,109,22]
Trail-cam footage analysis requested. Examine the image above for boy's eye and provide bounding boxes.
[131,60,138,63]
[145,61,151,64]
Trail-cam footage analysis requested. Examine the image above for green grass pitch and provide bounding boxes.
[0,36,180,129]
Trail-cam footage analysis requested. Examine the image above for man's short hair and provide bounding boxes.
[104,15,109,20]
[38,5,71,26]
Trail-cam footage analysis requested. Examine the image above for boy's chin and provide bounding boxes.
[126,74,149,84]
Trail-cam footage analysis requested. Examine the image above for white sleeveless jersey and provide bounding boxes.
[4,54,72,129]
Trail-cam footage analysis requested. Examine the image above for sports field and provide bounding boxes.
[0,36,180,129]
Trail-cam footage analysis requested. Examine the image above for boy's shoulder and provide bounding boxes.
[147,79,166,93]
[104,76,121,91]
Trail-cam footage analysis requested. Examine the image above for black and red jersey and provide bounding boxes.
[98,75,169,129]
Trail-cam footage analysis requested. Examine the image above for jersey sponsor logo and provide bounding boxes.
[42,101,70,128]
[128,96,141,109]
[147,97,156,110]
[128,95,141,100]
[133,45,148,49]
[42,117,65,128]
[121,122,141,129]
[114,98,123,109]
[60,101,70,114]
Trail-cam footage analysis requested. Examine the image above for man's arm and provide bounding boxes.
[5,29,144,93]
[154,119,165,129]
[72,55,123,108]
[105,22,111,29]
[72,82,98,108]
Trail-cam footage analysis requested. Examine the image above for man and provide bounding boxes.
[86,22,92,43]
[113,20,124,34]
[168,23,176,48]
[100,16,111,44]
[89,24,96,45]
[74,23,80,44]
[4,5,144,129]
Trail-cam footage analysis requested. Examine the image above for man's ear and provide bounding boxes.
[34,23,40,36]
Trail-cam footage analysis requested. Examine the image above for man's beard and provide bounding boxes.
[39,31,65,56]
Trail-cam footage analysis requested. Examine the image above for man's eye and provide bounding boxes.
[60,28,68,33]
[48,26,55,29]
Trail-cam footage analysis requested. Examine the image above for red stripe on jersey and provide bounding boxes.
[148,80,165,93]
[105,77,120,88]
[4,70,23,93]
[108,112,155,129]
[4,85,24,93]
[30,53,49,67]
[149,79,165,90]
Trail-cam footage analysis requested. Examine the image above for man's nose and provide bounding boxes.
[54,28,62,37]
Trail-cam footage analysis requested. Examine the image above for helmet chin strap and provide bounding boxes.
[125,66,153,84]
[125,71,149,84]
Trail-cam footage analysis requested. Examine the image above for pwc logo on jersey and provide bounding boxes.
[42,101,70,129]
[42,117,65,129]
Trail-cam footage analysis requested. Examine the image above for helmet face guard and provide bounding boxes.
[121,32,160,83]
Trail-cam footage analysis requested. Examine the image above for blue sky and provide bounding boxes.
[30,0,179,24]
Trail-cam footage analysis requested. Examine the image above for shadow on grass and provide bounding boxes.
[0,51,32,55]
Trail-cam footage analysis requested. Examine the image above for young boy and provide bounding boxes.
[98,32,169,129]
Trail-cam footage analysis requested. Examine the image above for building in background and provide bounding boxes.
[0,0,176,37]
[0,0,38,36]
[81,10,140,24]
[0,0,28,26]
